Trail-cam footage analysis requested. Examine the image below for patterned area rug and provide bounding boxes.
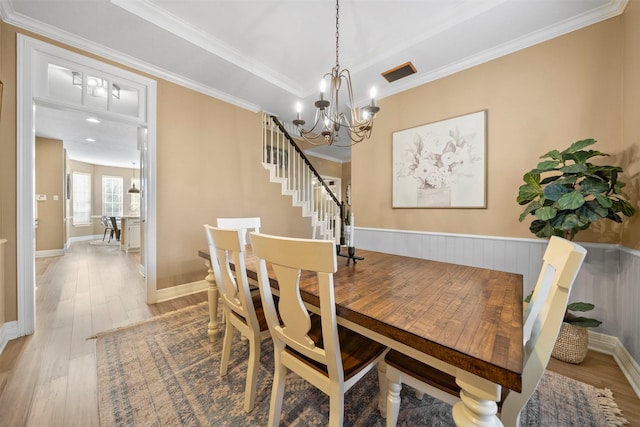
[94,302,628,426]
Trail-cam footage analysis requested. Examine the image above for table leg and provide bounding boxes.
[205,260,219,341]
[452,371,503,427]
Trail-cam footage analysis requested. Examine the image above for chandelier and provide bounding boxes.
[292,0,380,146]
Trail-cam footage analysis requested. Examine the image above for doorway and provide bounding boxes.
[16,35,158,336]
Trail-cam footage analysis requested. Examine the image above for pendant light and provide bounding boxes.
[128,162,140,194]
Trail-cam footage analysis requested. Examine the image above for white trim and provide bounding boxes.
[16,35,158,337]
[0,2,260,114]
[371,0,629,103]
[16,34,36,337]
[68,234,104,243]
[589,330,640,399]
[35,249,65,258]
[155,280,208,303]
[0,321,19,356]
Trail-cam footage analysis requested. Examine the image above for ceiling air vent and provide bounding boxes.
[381,61,417,83]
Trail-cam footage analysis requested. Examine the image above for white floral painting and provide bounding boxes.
[392,110,486,208]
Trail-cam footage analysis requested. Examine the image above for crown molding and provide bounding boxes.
[374,0,629,102]
[0,0,262,113]
[110,0,304,98]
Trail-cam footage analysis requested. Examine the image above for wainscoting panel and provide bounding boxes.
[619,248,640,365]
[356,227,639,366]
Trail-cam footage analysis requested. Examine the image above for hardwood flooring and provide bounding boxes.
[0,240,638,426]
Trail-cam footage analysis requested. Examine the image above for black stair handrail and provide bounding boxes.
[269,115,341,208]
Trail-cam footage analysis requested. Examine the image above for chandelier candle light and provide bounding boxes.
[293,0,380,146]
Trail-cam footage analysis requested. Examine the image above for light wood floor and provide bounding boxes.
[0,241,638,426]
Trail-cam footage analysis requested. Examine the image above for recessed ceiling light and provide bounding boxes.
[85,138,96,142]
[86,117,100,123]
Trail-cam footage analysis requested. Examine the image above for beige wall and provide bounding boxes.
[0,19,18,323]
[2,8,639,325]
[353,14,639,249]
[154,80,312,290]
[622,0,640,248]
[35,137,64,251]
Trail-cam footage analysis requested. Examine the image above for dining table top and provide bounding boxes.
[198,246,524,392]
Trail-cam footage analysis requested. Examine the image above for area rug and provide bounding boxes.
[94,302,628,426]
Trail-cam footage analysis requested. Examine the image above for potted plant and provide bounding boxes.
[517,138,635,363]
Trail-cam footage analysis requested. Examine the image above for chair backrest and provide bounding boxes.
[101,216,112,228]
[216,217,261,247]
[250,232,341,378]
[204,224,259,331]
[502,236,586,424]
[109,216,119,231]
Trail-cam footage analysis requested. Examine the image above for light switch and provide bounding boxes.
[53,195,59,200]
[36,194,47,201]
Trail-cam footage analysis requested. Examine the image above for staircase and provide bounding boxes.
[262,113,343,242]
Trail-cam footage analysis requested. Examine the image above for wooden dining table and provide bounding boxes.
[198,247,523,426]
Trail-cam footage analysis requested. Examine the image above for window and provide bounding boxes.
[72,172,91,225]
[103,176,123,217]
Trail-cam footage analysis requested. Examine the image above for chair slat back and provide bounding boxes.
[502,236,586,425]
[250,232,340,373]
[204,224,258,331]
[216,217,261,247]
[523,236,587,351]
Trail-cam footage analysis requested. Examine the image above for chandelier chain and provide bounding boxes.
[292,0,379,147]
[335,0,340,68]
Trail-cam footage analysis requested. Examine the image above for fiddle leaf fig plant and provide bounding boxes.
[517,138,635,240]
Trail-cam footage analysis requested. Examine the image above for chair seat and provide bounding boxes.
[229,293,276,333]
[287,315,387,380]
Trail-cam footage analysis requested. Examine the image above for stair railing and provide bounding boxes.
[262,113,343,242]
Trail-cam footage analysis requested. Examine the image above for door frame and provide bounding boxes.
[16,35,158,336]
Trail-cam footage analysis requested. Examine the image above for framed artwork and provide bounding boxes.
[392,110,487,208]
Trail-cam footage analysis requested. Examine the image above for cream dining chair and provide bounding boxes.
[382,236,587,427]
[203,224,271,412]
[250,232,388,427]
[216,217,261,246]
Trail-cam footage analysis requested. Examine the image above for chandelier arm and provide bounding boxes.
[292,0,379,147]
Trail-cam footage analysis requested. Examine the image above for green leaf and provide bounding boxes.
[559,163,587,174]
[566,317,602,328]
[517,184,541,204]
[536,160,561,171]
[577,201,609,222]
[581,178,609,194]
[530,220,553,238]
[564,138,597,154]
[552,212,588,231]
[555,175,577,187]
[535,206,557,221]
[567,149,607,164]
[567,302,594,312]
[539,149,562,161]
[591,193,613,208]
[519,201,541,222]
[523,172,540,186]
[543,183,570,201]
[557,192,585,210]
[540,175,561,185]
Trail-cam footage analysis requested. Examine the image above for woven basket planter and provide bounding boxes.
[552,322,589,364]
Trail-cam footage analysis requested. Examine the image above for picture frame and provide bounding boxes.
[392,110,487,209]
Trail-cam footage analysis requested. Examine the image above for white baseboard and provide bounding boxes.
[35,248,65,258]
[589,330,640,398]
[0,321,19,355]
[68,234,103,244]
[155,279,208,303]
